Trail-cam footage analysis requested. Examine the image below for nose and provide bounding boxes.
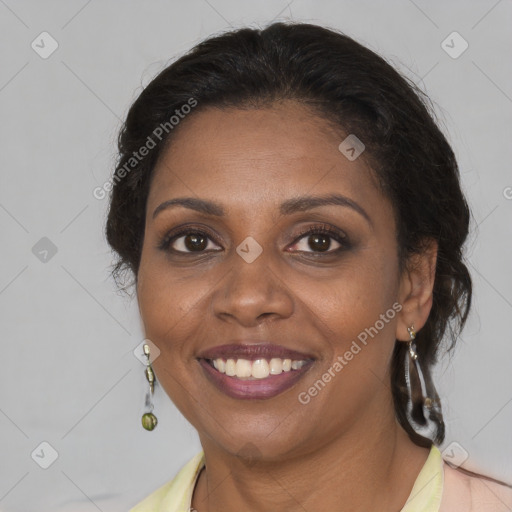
[211,250,294,327]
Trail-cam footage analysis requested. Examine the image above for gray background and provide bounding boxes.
[0,1,511,511]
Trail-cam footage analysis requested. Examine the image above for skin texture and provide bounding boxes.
[136,100,438,512]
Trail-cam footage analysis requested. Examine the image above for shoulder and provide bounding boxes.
[440,460,512,512]
[129,451,205,512]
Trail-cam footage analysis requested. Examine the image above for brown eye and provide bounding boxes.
[158,228,221,254]
[290,226,346,254]
[183,233,208,251]
[307,234,332,252]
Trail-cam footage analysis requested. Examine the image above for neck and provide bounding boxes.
[192,407,430,512]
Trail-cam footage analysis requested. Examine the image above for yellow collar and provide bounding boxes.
[401,444,444,512]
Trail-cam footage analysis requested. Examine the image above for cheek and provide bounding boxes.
[314,248,398,330]
[137,255,204,343]
[310,246,400,375]
[295,282,399,432]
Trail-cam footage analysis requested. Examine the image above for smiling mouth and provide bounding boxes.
[198,356,315,400]
[204,357,310,379]
[196,342,316,399]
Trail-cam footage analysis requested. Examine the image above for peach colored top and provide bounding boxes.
[130,445,512,511]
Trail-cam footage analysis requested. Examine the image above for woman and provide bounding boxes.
[105,22,512,511]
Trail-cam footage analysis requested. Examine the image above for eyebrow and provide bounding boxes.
[152,193,372,227]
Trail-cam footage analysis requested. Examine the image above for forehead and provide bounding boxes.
[147,101,386,216]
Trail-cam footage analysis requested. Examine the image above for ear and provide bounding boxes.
[395,238,438,342]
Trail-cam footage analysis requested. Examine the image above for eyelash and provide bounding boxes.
[158,223,350,256]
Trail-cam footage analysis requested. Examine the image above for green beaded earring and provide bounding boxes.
[141,343,158,431]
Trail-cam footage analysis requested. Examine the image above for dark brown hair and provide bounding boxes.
[105,22,472,446]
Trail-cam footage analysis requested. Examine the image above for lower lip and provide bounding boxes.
[198,359,314,400]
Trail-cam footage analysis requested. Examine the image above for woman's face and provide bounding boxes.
[137,101,414,459]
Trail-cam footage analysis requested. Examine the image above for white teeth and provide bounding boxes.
[225,358,236,376]
[251,359,269,379]
[269,358,283,375]
[210,357,308,379]
[235,358,252,378]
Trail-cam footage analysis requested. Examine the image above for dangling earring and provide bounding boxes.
[141,343,158,431]
[405,325,432,429]
[404,325,444,442]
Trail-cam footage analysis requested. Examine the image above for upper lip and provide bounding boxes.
[197,341,316,361]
